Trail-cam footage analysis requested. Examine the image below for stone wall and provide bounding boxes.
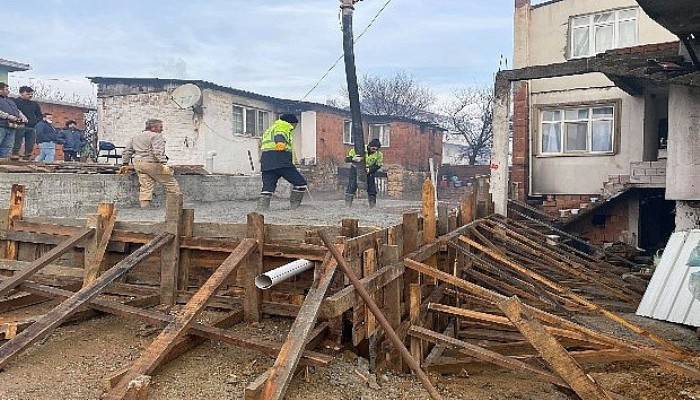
[0,173,289,217]
[386,165,430,200]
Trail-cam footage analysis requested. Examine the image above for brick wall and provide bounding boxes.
[511,81,530,201]
[567,197,631,244]
[630,159,666,187]
[36,101,91,130]
[542,194,597,217]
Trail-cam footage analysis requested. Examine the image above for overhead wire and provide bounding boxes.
[299,0,396,101]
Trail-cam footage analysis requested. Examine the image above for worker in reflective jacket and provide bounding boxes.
[257,114,307,211]
[345,138,383,208]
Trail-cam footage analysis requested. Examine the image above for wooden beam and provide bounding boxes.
[178,209,194,291]
[4,184,25,260]
[244,213,264,322]
[410,283,423,365]
[15,280,332,367]
[160,193,183,305]
[0,233,172,370]
[363,248,378,337]
[422,179,437,272]
[0,228,94,297]
[83,203,117,287]
[409,325,568,388]
[260,250,338,400]
[498,297,614,400]
[105,238,256,399]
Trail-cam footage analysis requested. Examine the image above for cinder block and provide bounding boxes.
[650,176,666,184]
[650,160,666,168]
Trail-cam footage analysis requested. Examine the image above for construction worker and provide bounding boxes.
[120,119,181,208]
[257,113,307,211]
[345,138,383,208]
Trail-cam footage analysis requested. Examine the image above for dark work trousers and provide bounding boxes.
[261,166,308,195]
[12,127,36,158]
[64,150,79,161]
[346,165,377,196]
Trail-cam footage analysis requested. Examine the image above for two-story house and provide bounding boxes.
[507,0,680,249]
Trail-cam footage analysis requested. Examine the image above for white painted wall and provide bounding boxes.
[299,111,317,164]
[666,85,700,201]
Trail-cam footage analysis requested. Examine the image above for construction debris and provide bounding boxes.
[0,180,698,400]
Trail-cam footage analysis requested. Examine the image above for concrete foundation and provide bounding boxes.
[0,173,290,217]
[675,201,700,231]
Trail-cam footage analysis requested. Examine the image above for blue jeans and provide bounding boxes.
[0,127,16,158]
[35,142,56,162]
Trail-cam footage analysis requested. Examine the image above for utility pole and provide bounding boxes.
[340,0,367,189]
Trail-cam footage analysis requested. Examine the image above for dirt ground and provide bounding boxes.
[117,198,424,227]
[1,300,700,400]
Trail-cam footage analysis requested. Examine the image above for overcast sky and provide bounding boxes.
[2,0,515,104]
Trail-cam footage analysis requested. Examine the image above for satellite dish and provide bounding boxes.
[172,84,202,109]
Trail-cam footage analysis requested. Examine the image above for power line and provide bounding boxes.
[299,0,395,101]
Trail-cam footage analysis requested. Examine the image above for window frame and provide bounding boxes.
[569,7,639,59]
[232,104,271,137]
[343,120,354,145]
[536,100,620,157]
[369,123,391,148]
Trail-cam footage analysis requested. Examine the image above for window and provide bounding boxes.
[540,104,615,155]
[343,120,353,144]
[369,124,391,147]
[570,8,638,58]
[232,105,271,136]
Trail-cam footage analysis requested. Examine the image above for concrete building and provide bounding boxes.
[89,77,444,197]
[0,58,30,83]
[499,0,694,249]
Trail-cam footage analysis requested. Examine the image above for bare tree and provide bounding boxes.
[339,71,436,120]
[443,87,494,165]
[10,81,96,107]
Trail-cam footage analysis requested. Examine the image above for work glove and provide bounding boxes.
[274,142,287,151]
[352,155,363,163]
[118,165,133,175]
[161,164,174,176]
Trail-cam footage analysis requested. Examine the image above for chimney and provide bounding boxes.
[513,0,531,68]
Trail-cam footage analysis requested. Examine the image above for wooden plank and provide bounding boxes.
[0,228,94,297]
[178,209,195,291]
[105,238,256,399]
[0,233,172,370]
[422,179,437,273]
[14,280,332,367]
[4,184,25,260]
[409,325,568,387]
[410,283,422,364]
[83,203,117,287]
[160,193,183,305]
[363,248,378,337]
[402,211,420,303]
[244,213,265,322]
[459,190,475,226]
[260,250,338,400]
[498,297,614,400]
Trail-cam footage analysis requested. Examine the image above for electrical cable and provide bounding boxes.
[299,0,395,101]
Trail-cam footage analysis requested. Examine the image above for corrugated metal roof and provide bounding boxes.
[637,230,700,327]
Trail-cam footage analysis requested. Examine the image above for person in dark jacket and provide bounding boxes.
[12,86,42,160]
[60,120,86,161]
[0,82,27,158]
[34,113,61,162]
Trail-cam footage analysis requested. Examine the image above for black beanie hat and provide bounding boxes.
[280,114,299,124]
[368,138,382,148]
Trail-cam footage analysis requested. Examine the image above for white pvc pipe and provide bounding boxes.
[255,259,314,290]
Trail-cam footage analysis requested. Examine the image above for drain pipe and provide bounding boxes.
[255,259,315,290]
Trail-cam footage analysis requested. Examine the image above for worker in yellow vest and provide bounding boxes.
[345,138,383,208]
[257,114,307,211]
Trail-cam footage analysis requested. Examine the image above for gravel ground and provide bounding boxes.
[117,198,424,227]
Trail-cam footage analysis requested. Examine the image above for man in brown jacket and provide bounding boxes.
[120,119,181,208]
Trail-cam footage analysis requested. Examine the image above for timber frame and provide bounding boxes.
[0,177,698,399]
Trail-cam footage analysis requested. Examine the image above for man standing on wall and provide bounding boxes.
[257,113,307,211]
[12,86,42,160]
[345,138,383,208]
[34,113,61,162]
[120,119,181,208]
[0,83,27,158]
[60,120,86,161]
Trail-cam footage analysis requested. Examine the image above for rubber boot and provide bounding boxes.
[368,195,377,209]
[139,200,151,208]
[345,193,354,208]
[289,190,304,210]
[256,195,271,212]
